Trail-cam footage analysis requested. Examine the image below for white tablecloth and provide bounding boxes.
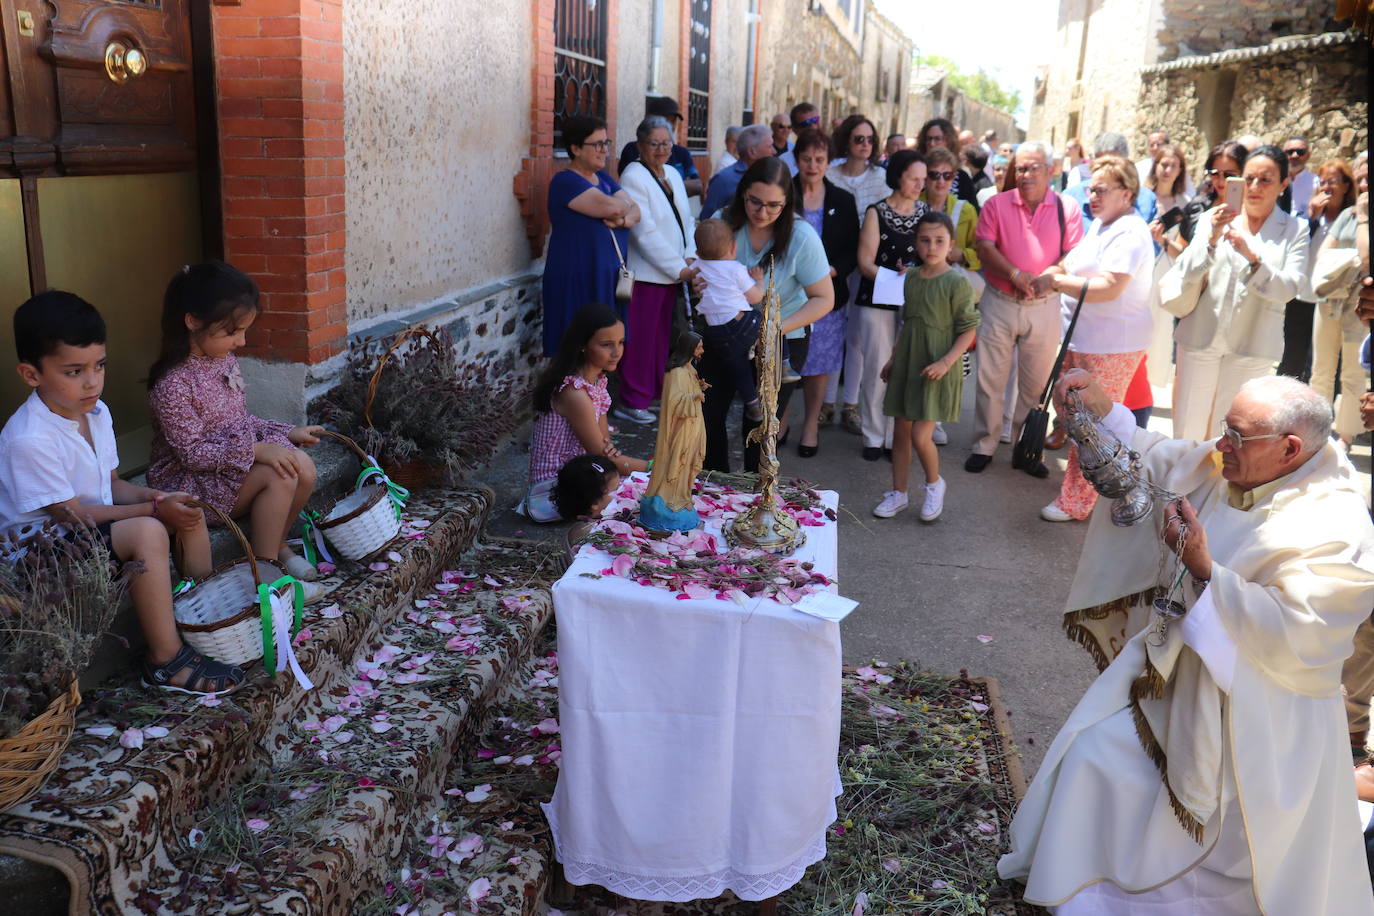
[543,491,843,902]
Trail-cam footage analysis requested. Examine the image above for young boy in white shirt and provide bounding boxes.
[0,291,244,695]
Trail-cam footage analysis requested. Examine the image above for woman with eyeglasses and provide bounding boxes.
[615,116,698,426]
[851,149,929,461]
[1157,141,1248,260]
[698,158,834,472]
[826,114,891,435]
[1162,144,1309,441]
[791,129,860,458]
[917,118,980,212]
[541,115,641,357]
[1027,155,1155,522]
[1308,157,1364,450]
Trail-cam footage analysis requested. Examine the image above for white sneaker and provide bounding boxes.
[1000,424,1013,444]
[612,405,656,425]
[1040,501,1074,522]
[920,477,946,521]
[932,423,948,446]
[299,579,331,605]
[872,490,909,518]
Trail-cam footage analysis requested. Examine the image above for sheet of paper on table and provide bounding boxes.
[791,591,859,622]
[872,266,906,306]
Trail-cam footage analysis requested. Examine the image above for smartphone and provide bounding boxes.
[1159,207,1184,231]
[1224,176,1245,211]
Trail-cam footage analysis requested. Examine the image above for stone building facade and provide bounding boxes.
[1137,32,1367,177]
[755,0,865,128]
[905,67,1021,144]
[1032,0,1365,170]
[859,6,912,139]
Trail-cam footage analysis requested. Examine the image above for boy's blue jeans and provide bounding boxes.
[701,311,761,406]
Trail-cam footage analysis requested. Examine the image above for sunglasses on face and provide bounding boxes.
[793,116,821,128]
[1284,148,1309,157]
[927,171,956,181]
[1205,169,1240,179]
[851,135,874,145]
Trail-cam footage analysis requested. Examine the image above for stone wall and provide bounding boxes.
[1029,0,1160,159]
[756,0,865,128]
[859,7,912,139]
[1137,33,1367,181]
[1157,0,1339,60]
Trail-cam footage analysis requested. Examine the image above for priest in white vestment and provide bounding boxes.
[999,370,1374,915]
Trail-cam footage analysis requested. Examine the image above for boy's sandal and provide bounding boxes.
[143,644,246,696]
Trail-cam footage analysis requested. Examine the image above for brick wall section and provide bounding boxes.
[211,0,347,365]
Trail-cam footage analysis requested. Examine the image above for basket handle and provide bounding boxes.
[317,429,370,465]
[186,498,264,589]
[362,326,446,430]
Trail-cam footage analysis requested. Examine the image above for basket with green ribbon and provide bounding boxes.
[173,500,313,689]
[300,430,408,564]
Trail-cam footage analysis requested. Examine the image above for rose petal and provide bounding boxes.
[319,604,343,619]
[369,562,389,572]
[246,818,270,832]
[976,634,994,643]
[84,725,117,738]
[119,728,144,749]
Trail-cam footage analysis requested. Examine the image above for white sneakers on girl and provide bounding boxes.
[920,478,946,521]
[932,423,948,446]
[872,490,909,518]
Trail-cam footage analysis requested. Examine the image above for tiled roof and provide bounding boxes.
[1143,30,1362,74]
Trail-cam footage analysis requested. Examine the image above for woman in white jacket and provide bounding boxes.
[616,116,697,424]
[1163,145,1309,441]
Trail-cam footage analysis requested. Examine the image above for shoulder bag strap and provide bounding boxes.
[1055,192,1069,261]
[608,226,627,269]
[653,173,688,247]
[1038,279,1090,409]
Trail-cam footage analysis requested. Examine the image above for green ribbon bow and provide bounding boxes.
[357,459,409,520]
[258,574,304,677]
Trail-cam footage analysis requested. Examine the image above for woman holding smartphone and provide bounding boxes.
[1161,144,1309,441]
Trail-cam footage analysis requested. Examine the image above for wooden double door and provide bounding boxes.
[0,0,212,466]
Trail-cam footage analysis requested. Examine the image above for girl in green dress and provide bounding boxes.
[874,211,981,522]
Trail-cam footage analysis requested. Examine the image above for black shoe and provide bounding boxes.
[862,446,882,462]
[964,453,992,473]
[778,430,790,447]
[797,442,819,458]
[1026,461,1050,479]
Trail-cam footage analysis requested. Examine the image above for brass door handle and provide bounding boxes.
[104,41,147,83]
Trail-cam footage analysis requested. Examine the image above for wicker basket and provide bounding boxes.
[362,326,450,491]
[174,500,289,666]
[0,678,80,813]
[315,430,404,560]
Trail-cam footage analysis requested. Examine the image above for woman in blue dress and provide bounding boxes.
[542,115,641,356]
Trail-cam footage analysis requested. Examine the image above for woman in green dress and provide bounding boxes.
[873,211,980,523]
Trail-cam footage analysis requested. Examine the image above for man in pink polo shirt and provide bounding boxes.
[966,141,1083,476]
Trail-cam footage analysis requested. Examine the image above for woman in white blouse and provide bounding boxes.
[1031,155,1156,522]
[618,116,696,425]
[826,114,892,434]
[1161,144,1309,441]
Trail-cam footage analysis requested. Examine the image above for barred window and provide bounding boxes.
[554,0,608,151]
[687,0,710,152]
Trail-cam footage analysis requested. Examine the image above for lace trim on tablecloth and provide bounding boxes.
[541,802,828,902]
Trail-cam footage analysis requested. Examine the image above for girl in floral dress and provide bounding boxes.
[522,303,648,522]
[146,262,326,597]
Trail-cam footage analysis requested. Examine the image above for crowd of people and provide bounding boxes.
[533,96,1371,528]
[529,94,1374,910]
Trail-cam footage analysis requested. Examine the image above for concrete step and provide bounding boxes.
[0,488,498,914]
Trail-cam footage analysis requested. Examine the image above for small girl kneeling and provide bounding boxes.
[146,262,326,599]
[522,303,647,522]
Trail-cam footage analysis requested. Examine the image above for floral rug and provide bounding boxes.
[362,650,1041,916]
[0,488,568,916]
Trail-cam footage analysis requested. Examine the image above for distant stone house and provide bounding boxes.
[1031,0,1364,174]
[905,66,1021,145]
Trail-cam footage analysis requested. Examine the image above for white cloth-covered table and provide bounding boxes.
[543,490,842,902]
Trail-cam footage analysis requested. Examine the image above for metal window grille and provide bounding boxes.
[687,0,710,152]
[554,0,608,151]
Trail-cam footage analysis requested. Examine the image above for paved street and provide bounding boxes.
[478,379,1373,777]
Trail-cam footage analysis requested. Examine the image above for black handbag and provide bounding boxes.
[1011,280,1090,475]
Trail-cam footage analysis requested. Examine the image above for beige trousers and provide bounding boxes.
[845,305,897,448]
[1310,299,1367,439]
[972,287,1061,456]
[1343,615,1374,743]
[1172,343,1274,443]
